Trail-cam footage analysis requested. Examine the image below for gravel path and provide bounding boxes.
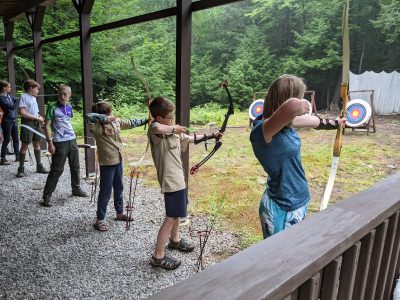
[0,151,239,299]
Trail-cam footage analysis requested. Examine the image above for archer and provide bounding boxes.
[250,74,345,239]
[148,96,222,270]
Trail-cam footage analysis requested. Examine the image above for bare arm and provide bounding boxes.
[152,123,187,135]
[291,115,320,128]
[19,107,44,124]
[44,119,56,154]
[262,98,311,143]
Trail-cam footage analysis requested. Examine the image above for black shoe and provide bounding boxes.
[168,238,195,253]
[72,188,88,197]
[0,158,10,165]
[41,196,52,207]
[16,167,27,178]
[36,164,49,174]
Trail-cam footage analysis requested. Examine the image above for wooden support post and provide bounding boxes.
[73,0,96,177]
[26,6,47,150]
[26,6,46,116]
[4,21,16,95]
[176,0,192,182]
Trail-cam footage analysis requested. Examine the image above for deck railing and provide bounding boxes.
[149,172,400,300]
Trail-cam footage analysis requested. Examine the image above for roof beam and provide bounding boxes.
[3,0,53,21]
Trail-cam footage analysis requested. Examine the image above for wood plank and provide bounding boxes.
[298,272,321,300]
[149,174,400,300]
[282,289,298,300]
[384,211,400,300]
[352,231,376,300]
[192,0,242,11]
[320,257,342,300]
[337,242,361,300]
[364,220,389,300]
[376,211,399,300]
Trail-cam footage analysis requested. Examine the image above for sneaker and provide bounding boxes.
[41,195,52,207]
[72,188,88,197]
[180,217,190,226]
[150,255,181,270]
[0,158,10,165]
[16,167,27,178]
[168,238,195,253]
[36,164,49,174]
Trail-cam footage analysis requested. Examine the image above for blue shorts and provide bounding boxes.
[164,189,188,218]
[259,190,308,239]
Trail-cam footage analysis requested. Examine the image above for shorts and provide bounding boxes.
[20,120,44,144]
[259,190,308,239]
[164,188,188,218]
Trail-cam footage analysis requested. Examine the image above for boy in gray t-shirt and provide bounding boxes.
[17,79,48,177]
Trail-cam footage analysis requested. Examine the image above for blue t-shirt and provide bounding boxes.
[250,121,310,211]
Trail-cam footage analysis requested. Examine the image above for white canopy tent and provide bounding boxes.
[349,71,400,114]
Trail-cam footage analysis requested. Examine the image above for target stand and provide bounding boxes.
[304,90,318,115]
[347,90,376,135]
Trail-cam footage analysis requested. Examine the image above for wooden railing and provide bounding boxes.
[149,173,400,300]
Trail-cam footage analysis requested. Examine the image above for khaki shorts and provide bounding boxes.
[20,119,44,144]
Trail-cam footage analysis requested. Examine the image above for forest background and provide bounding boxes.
[0,0,399,113]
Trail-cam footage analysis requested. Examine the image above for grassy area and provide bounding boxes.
[82,109,400,249]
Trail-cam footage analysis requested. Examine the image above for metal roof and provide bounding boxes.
[0,0,52,21]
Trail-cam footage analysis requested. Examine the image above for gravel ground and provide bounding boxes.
[0,150,240,299]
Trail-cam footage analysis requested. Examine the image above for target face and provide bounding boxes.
[346,99,372,127]
[249,99,264,120]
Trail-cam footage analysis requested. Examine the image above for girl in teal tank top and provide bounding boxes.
[250,75,344,238]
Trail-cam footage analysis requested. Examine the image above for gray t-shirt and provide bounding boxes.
[19,93,39,116]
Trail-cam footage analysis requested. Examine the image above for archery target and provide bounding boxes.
[249,99,264,120]
[346,99,372,127]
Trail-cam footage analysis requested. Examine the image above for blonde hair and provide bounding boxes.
[263,75,306,119]
[58,84,71,94]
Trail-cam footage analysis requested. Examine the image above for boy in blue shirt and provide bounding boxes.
[41,84,87,207]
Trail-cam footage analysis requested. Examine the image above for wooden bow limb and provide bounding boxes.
[320,0,350,211]
[130,55,152,166]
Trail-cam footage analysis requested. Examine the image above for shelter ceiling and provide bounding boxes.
[0,0,53,21]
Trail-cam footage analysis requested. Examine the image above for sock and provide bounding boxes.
[34,149,42,166]
[19,153,26,168]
